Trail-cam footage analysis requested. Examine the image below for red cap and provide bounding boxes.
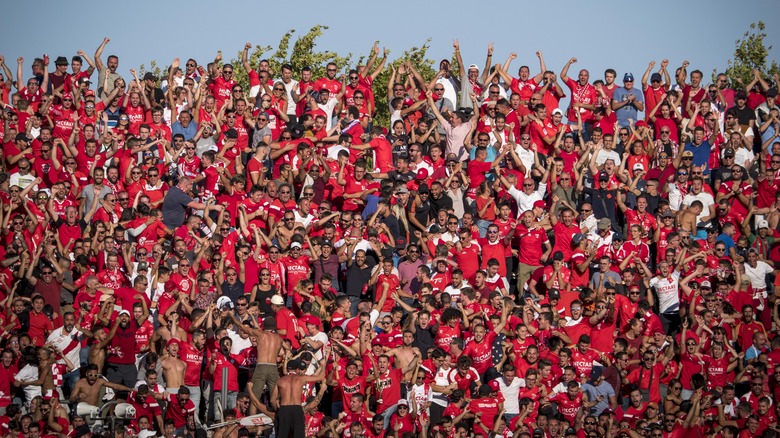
[166,338,179,348]
[416,168,429,180]
[636,120,648,128]
[403,98,415,106]
[489,380,500,391]
[299,315,322,328]
[84,90,95,98]
[371,338,383,347]
[533,200,546,209]
[61,92,73,100]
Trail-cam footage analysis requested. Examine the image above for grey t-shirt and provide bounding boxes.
[161,186,193,229]
[81,184,113,214]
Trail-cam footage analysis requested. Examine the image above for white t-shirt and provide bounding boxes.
[743,261,773,291]
[649,271,681,314]
[46,327,84,367]
[15,364,41,403]
[497,376,525,414]
[276,79,299,116]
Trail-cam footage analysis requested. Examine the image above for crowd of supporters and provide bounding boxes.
[0,37,779,438]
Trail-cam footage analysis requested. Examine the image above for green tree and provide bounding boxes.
[718,21,780,89]
[229,25,353,92]
[371,39,437,127]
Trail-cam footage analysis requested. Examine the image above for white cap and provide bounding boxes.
[216,296,232,310]
[290,242,302,249]
[633,163,645,171]
[468,64,479,71]
[552,108,563,116]
[118,309,131,317]
[270,295,285,306]
[757,219,770,229]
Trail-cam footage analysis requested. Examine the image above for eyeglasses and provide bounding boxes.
[354,96,364,99]
[260,273,270,277]
[487,230,498,234]
[732,169,742,173]
[186,63,196,67]
[580,209,591,213]
[677,172,688,176]
[220,228,230,232]
[273,88,284,92]
[223,70,233,74]
[284,218,294,222]
[327,68,337,72]
[585,421,596,425]
[660,130,670,134]
[715,248,726,252]
[41,149,51,153]
[280,190,291,194]
[233,89,243,93]
[237,303,247,307]
[179,264,190,267]
[137,251,148,256]
[434,88,444,91]
[686,342,696,346]
[349,76,358,80]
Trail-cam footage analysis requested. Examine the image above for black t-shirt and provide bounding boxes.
[344,262,374,298]
[161,186,194,229]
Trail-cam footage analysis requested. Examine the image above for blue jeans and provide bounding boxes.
[382,404,398,429]
[64,369,81,399]
[348,296,361,318]
[186,384,202,424]
[331,401,344,419]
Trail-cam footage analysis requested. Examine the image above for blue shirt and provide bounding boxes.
[612,87,644,127]
[685,140,711,175]
[716,233,735,253]
[172,121,198,141]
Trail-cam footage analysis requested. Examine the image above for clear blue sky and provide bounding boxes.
[2,0,778,93]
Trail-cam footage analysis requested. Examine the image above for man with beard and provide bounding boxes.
[46,312,87,398]
[106,306,149,387]
[69,363,133,406]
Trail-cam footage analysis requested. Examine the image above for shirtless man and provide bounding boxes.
[385,331,423,381]
[69,364,133,406]
[161,339,186,393]
[270,352,329,438]
[229,313,283,405]
[678,200,702,235]
[89,319,120,372]
[14,347,59,398]
[150,312,188,353]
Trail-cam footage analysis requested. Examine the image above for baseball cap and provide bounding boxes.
[633,162,645,171]
[533,200,546,210]
[681,150,694,158]
[598,171,610,182]
[416,168,429,180]
[225,128,238,139]
[118,309,131,317]
[290,242,302,250]
[590,366,604,380]
[565,428,577,436]
[613,232,624,241]
[396,186,409,194]
[397,399,409,406]
[700,280,712,289]
[723,148,735,157]
[548,289,561,300]
[417,183,430,194]
[137,262,149,272]
[758,219,770,229]
[488,380,500,391]
[143,72,157,81]
[598,218,612,230]
[571,233,586,246]
[736,90,748,99]
[468,64,479,71]
[646,402,659,409]
[623,73,634,82]
[78,77,91,85]
[395,238,407,250]
[661,210,675,218]
[61,92,73,100]
[270,295,285,306]
[55,56,68,66]
[429,224,442,234]
[552,108,563,116]
[767,88,778,98]
[84,90,96,98]
[636,120,648,128]
[552,251,564,261]
[650,73,662,83]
